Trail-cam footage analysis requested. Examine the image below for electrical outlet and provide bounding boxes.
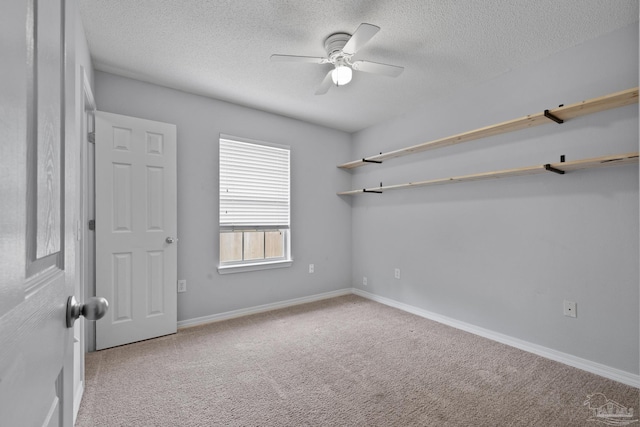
[363,276,368,286]
[394,268,400,280]
[309,264,314,274]
[177,280,187,293]
[563,300,577,318]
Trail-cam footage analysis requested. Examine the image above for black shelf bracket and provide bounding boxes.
[544,164,565,174]
[362,153,384,164]
[544,156,566,174]
[363,183,384,193]
[544,109,564,124]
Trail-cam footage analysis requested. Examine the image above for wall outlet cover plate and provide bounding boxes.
[563,300,577,318]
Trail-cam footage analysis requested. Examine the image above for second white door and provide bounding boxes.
[95,111,177,350]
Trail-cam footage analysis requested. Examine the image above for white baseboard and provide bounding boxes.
[177,288,352,329]
[352,288,640,389]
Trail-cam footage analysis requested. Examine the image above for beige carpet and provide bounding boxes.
[76,295,638,426]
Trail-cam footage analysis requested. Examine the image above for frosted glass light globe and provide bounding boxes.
[331,65,352,86]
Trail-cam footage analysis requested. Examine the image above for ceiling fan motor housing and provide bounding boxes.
[324,33,352,63]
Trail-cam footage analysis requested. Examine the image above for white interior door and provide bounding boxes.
[0,0,75,425]
[95,111,177,350]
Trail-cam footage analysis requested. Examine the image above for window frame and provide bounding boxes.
[217,135,292,274]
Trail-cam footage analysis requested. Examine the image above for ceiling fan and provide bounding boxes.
[270,23,404,95]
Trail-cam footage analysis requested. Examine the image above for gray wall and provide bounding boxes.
[75,6,93,92]
[94,71,352,321]
[349,23,639,374]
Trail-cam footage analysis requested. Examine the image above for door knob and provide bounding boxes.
[66,296,109,328]
[166,237,178,244]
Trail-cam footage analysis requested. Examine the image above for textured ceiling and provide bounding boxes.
[78,0,638,133]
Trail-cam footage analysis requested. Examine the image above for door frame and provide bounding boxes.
[73,65,96,422]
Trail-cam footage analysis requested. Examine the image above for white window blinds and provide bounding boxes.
[219,137,290,229]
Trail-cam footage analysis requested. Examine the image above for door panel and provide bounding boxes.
[95,111,177,350]
[0,1,73,424]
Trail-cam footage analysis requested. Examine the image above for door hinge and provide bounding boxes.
[88,219,95,230]
[88,132,95,143]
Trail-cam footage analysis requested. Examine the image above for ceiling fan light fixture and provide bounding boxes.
[271,23,402,95]
[331,65,352,86]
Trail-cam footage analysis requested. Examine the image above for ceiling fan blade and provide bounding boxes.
[270,54,326,64]
[351,60,404,77]
[315,70,334,95]
[342,23,380,55]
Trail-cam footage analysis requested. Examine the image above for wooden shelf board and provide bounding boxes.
[337,152,638,195]
[338,87,638,170]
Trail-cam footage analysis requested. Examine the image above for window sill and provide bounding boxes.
[217,259,293,275]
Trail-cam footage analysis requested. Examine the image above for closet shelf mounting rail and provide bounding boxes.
[338,87,638,170]
[337,152,639,196]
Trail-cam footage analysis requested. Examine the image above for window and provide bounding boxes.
[218,136,291,273]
